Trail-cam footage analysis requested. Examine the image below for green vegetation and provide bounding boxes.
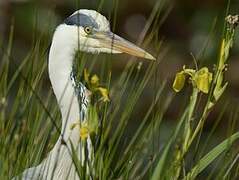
[0,0,239,179]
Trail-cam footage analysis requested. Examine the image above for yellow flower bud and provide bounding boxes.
[91,74,100,86]
[173,71,186,92]
[80,126,89,140]
[97,87,110,102]
[194,67,212,94]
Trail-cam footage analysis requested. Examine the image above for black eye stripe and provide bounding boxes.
[64,13,99,29]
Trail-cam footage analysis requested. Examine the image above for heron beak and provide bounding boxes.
[93,32,156,60]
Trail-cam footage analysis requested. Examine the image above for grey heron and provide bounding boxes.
[14,9,155,180]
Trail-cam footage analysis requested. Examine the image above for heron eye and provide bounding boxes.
[84,26,92,34]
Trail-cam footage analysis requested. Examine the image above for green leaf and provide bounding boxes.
[214,82,228,101]
[209,82,228,109]
[184,131,239,180]
[88,105,99,134]
[69,140,84,178]
[151,111,186,180]
[84,69,90,84]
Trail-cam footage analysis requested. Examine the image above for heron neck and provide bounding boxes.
[47,40,92,177]
[48,39,80,140]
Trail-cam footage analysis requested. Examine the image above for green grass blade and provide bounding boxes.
[184,131,239,180]
[151,109,187,180]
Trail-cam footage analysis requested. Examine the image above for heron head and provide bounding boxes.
[54,9,155,60]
